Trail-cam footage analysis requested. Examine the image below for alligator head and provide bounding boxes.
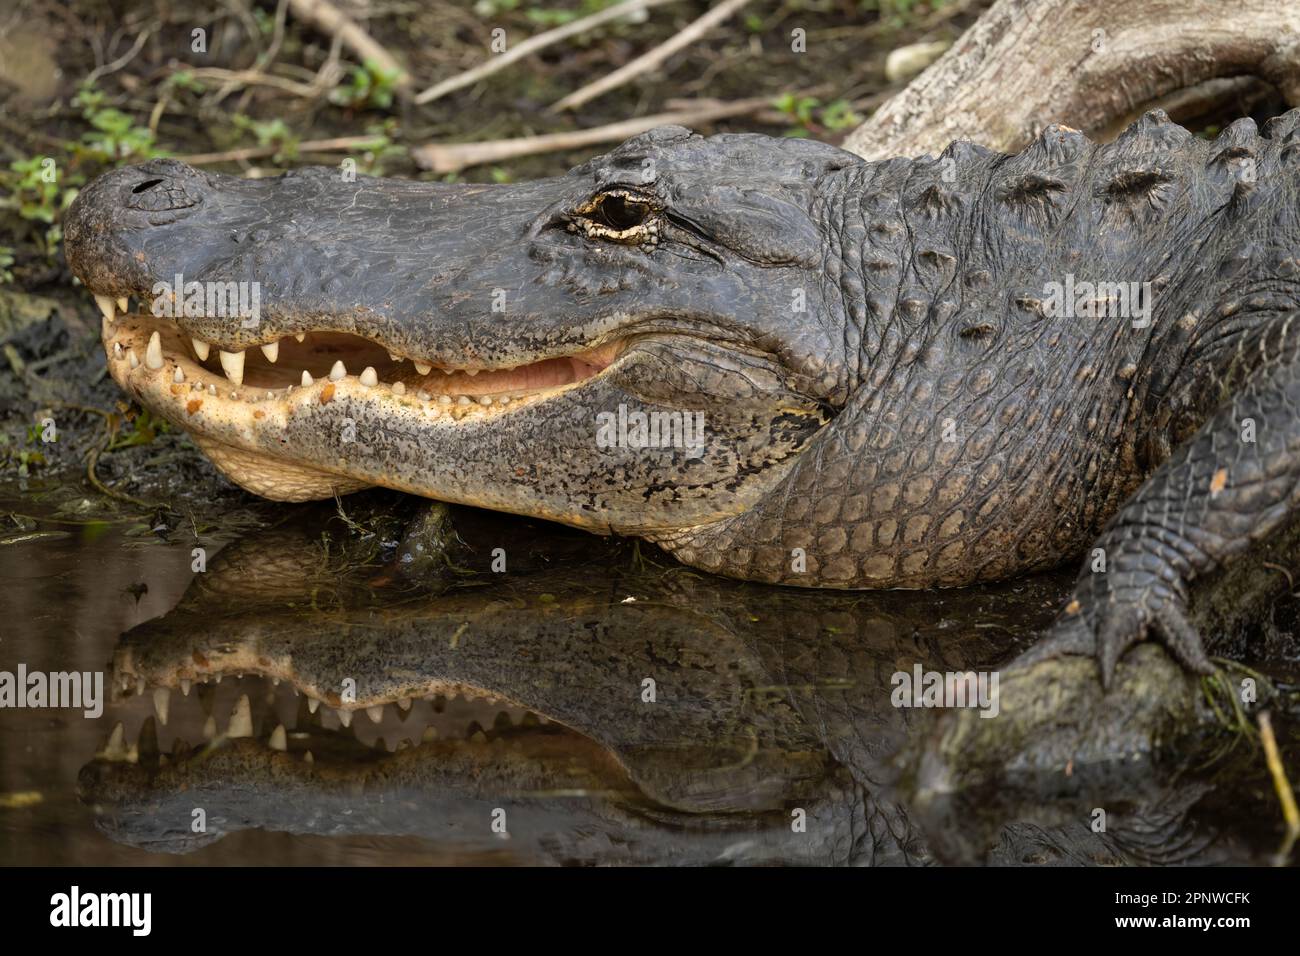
[65,127,844,534]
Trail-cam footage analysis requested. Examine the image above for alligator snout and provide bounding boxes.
[65,159,210,296]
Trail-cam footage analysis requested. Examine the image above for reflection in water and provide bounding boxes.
[3,492,1297,864]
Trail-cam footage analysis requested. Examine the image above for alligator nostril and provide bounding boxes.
[133,179,165,194]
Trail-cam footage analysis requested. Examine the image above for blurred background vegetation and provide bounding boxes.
[0,0,983,292]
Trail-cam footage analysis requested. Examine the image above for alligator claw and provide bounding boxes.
[1096,601,1214,688]
[1017,593,1214,689]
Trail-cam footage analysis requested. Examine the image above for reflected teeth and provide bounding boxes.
[260,341,279,363]
[329,360,346,381]
[191,338,211,361]
[228,694,253,738]
[145,331,164,369]
[153,687,170,725]
[219,349,245,386]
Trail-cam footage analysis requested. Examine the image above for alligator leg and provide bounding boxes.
[1029,325,1300,685]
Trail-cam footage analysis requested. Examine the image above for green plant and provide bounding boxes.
[74,85,159,162]
[0,158,81,258]
[0,247,14,284]
[772,94,862,136]
[232,114,300,163]
[330,59,402,111]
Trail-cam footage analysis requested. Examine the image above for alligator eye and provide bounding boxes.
[597,194,650,230]
[568,190,660,249]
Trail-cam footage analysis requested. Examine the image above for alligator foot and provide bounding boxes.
[1021,328,1300,687]
[1014,591,1213,689]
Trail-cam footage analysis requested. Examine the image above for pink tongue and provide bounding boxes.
[445,357,585,395]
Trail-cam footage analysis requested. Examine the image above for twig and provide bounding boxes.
[189,66,325,101]
[414,0,681,106]
[286,0,409,89]
[412,92,809,174]
[176,135,388,166]
[1258,711,1299,865]
[46,402,156,509]
[83,26,158,87]
[551,0,754,113]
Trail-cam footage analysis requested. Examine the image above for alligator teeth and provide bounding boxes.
[301,370,313,387]
[337,708,353,728]
[260,341,279,363]
[437,395,451,405]
[269,724,287,752]
[466,369,479,376]
[102,722,127,760]
[172,367,184,384]
[153,687,170,725]
[179,678,191,696]
[94,294,118,323]
[442,368,454,375]
[145,331,164,369]
[228,694,254,738]
[456,396,470,406]
[329,360,346,382]
[127,349,139,369]
[392,381,406,396]
[219,349,245,386]
[414,362,431,375]
[192,338,211,361]
[387,352,401,362]
[359,366,378,387]
[116,296,129,313]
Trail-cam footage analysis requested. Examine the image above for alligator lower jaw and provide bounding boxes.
[95,298,626,499]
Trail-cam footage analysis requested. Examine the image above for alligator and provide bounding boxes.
[64,108,1300,682]
[81,499,1288,864]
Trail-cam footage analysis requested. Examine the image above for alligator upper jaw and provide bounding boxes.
[96,298,630,501]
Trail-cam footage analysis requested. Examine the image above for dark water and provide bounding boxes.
[1,485,1296,866]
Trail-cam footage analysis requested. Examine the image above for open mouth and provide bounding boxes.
[95,654,577,770]
[92,294,626,417]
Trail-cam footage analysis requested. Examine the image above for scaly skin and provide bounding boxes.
[63,110,1300,678]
